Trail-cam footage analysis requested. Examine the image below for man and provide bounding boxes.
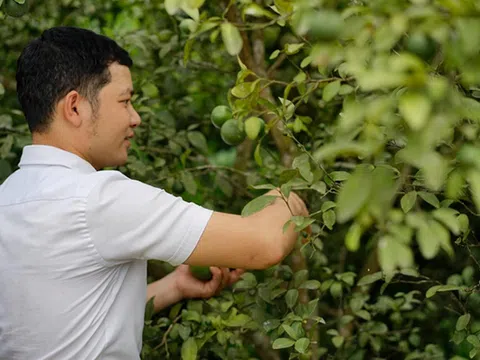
[0,26,309,359]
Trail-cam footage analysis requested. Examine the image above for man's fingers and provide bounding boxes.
[205,267,223,297]
[220,268,230,289]
[228,269,245,285]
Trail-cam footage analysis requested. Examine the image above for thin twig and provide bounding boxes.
[155,314,182,352]
[466,244,480,272]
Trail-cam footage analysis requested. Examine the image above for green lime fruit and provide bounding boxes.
[244,116,265,140]
[405,33,437,61]
[211,105,232,129]
[307,11,343,42]
[220,119,246,146]
[189,266,212,281]
[3,0,29,17]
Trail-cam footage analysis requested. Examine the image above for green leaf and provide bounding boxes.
[430,220,453,258]
[417,220,440,259]
[327,329,339,336]
[254,143,263,166]
[272,338,295,349]
[286,289,299,308]
[456,313,471,331]
[250,184,276,190]
[311,181,327,194]
[224,314,251,327]
[184,0,205,8]
[437,284,463,292]
[299,280,321,290]
[379,235,414,274]
[295,338,310,354]
[357,272,383,286]
[181,337,198,360]
[426,285,441,298]
[181,171,198,195]
[427,284,463,298]
[458,214,469,233]
[332,336,344,348]
[330,282,342,298]
[270,50,280,60]
[467,335,480,347]
[142,83,159,98]
[243,3,276,19]
[401,191,417,213]
[187,131,209,154]
[322,210,336,230]
[221,22,243,56]
[399,92,432,130]
[323,80,341,102]
[263,319,281,332]
[292,154,313,183]
[301,56,312,68]
[467,170,480,214]
[231,80,258,99]
[321,201,336,212]
[370,322,388,335]
[285,43,304,55]
[355,310,372,321]
[241,195,278,217]
[282,324,299,340]
[145,297,155,321]
[345,222,363,252]
[432,208,460,235]
[418,191,440,208]
[336,166,373,223]
[165,0,181,15]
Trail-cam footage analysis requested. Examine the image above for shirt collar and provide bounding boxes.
[18,145,97,174]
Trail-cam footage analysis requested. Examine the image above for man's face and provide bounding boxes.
[85,63,141,170]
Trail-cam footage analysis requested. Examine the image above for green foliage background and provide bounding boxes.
[1,0,480,359]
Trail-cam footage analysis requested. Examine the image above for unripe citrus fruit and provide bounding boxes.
[3,0,29,17]
[244,117,265,140]
[307,11,343,41]
[211,105,232,129]
[220,119,246,146]
[189,265,212,281]
[405,33,437,61]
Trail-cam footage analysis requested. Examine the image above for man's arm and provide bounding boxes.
[184,190,309,270]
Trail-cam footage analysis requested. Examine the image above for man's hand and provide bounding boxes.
[147,265,245,313]
[174,265,245,299]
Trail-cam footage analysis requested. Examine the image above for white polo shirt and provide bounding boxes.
[0,145,213,359]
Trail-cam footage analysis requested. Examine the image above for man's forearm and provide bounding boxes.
[146,271,183,313]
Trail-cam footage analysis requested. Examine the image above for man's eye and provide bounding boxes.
[122,99,130,105]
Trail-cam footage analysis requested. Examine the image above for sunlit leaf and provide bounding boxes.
[221,22,243,56]
[272,338,295,349]
[181,337,198,360]
[241,195,278,217]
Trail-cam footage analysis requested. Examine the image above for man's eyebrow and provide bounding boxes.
[119,88,134,96]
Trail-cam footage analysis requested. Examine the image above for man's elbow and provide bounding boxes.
[253,236,287,270]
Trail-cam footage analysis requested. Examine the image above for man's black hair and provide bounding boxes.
[16,26,133,133]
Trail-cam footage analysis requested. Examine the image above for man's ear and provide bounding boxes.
[61,90,83,128]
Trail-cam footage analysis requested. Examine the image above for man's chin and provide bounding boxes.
[98,156,128,170]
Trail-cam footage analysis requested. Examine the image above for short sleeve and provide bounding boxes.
[85,171,213,265]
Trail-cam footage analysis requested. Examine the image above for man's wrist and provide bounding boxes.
[146,271,184,313]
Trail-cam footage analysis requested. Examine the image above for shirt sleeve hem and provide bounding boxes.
[166,207,214,266]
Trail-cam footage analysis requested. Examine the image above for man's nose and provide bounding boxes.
[130,108,142,128]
